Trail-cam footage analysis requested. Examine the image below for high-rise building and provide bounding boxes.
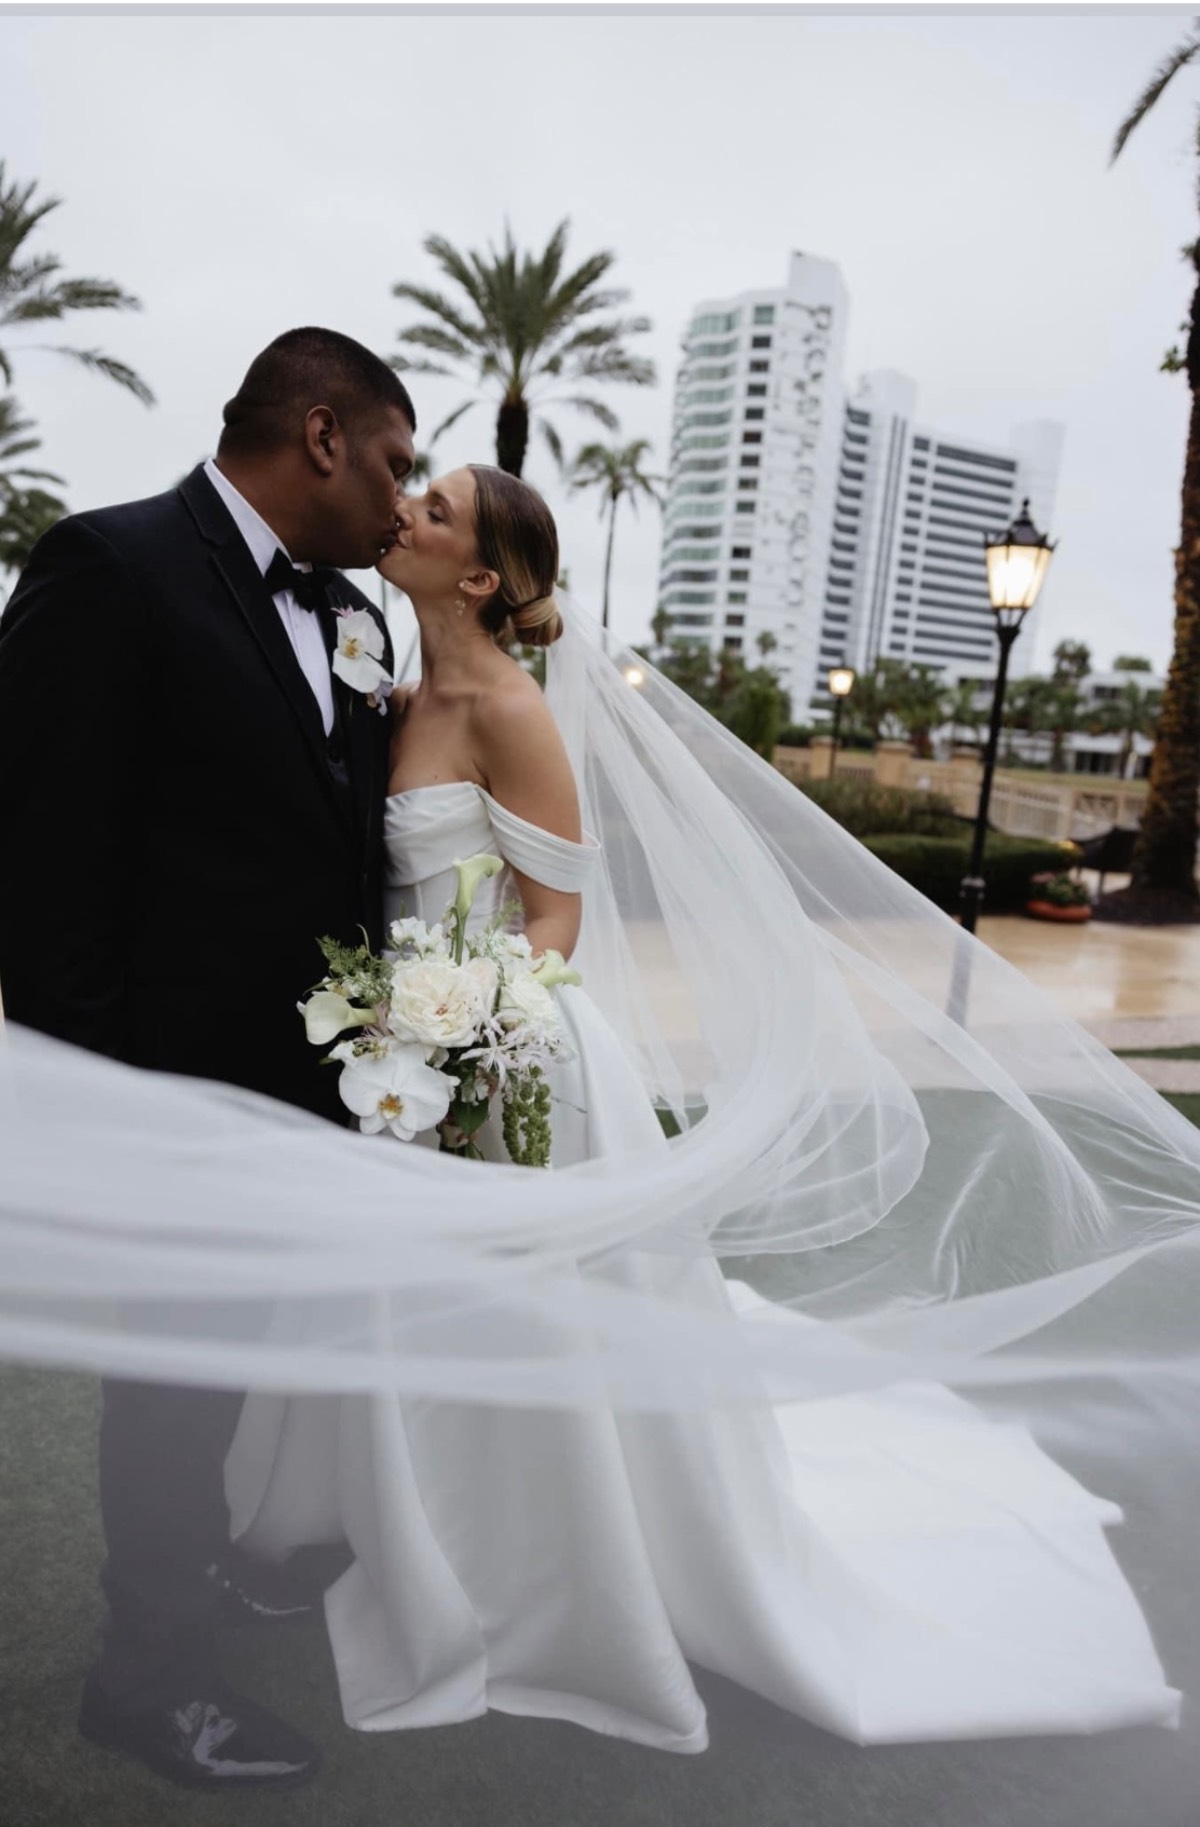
[815,370,1063,705]
[658,253,849,709]
[658,255,1064,717]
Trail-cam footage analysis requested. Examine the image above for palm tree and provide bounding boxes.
[1109,27,1200,917]
[391,220,655,478]
[945,679,986,750]
[568,438,662,629]
[891,661,946,760]
[1085,677,1162,779]
[0,396,66,580]
[0,164,153,405]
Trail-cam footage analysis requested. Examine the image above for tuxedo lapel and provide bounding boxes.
[178,467,355,840]
[321,601,384,867]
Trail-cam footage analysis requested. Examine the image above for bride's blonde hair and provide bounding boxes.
[467,464,564,649]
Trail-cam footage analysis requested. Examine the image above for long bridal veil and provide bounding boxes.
[4,597,1200,1713]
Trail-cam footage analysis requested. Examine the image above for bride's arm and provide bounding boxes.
[473,680,583,962]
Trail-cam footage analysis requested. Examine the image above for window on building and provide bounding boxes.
[744,407,765,422]
[740,454,760,469]
[751,335,772,349]
[747,383,767,398]
[727,591,748,605]
[749,359,770,374]
[723,635,743,651]
[914,437,930,450]
[691,310,740,336]
[735,500,756,514]
[737,477,758,491]
[731,546,752,559]
[729,568,749,582]
[752,304,776,324]
[742,431,762,445]
[726,613,746,626]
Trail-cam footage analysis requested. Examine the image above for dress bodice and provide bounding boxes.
[382,781,600,934]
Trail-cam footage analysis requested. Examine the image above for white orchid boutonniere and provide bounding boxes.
[331,608,393,714]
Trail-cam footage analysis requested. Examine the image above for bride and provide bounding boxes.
[224,462,1183,1751]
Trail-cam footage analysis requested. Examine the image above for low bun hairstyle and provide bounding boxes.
[467,464,564,650]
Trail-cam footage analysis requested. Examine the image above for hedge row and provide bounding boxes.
[862,832,1078,912]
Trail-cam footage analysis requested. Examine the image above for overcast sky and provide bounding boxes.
[2,5,1199,672]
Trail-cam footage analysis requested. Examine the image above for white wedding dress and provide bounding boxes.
[225,782,1181,1751]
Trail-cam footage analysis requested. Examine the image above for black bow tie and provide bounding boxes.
[264,548,334,614]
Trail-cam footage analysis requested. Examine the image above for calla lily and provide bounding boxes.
[531,949,582,989]
[303,990,379,1047]
[453,853,504,925]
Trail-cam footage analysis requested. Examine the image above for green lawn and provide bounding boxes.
[2,1085,1197,1826]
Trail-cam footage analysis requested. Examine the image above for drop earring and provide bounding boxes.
[455,591,466,618]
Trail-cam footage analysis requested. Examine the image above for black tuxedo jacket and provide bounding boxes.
[0,464,393,1123]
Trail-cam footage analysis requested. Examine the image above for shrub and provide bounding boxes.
[862,833,1079,912]
[797,777,963,839]
[776,724,812,748]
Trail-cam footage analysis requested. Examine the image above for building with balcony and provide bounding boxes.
[658,251,849,712]
[657,254,1064,720]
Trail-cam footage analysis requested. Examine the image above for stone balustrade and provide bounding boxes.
[774,743,1151,842]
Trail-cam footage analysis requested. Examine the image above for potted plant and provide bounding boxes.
[1026,871,1093,923]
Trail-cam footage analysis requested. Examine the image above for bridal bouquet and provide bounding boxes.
[300,854,580,1167]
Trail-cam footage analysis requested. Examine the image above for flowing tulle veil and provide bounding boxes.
[4,594,1200,1738]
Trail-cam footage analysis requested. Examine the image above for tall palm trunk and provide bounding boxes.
[1129,258,1200,905]
[601,486,619,630]
[496,397,529,478]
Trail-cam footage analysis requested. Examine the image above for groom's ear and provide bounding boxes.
[303,405,341,477]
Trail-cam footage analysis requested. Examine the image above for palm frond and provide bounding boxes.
[1113,26,1200,161]
[39,346,154,404]
[395,322,477,363]
[539,418,566,471]
[428,398,480,445]
[389,354,455,378]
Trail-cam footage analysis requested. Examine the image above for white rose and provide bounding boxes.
[463,954,500,1008]
[389,958,486,1048]
[337,1044,454,1140]
[497,966,560,1034]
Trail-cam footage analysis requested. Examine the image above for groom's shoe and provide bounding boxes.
[205,1554,319,1628]
[78,1672,321,1791]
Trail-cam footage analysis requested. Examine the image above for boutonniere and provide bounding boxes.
[331,608,393,715]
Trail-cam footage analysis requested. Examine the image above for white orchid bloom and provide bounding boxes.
[331,609,391,695]
[337,1044,454,1140]
[531,949,582,990]
[302,990,378,1047]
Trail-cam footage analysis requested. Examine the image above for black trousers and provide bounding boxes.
[94,1377,244,1705]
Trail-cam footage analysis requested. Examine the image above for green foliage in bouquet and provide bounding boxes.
[502,1066,553,1168]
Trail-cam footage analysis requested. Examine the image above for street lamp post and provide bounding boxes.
[827,663,856,778]
[958,500,1057,935]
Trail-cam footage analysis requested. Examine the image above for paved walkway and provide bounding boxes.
[977,904,1200,1091]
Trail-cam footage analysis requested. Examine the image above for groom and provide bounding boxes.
[0,327,415,1790]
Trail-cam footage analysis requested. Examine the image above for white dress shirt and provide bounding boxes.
[203,458,335,735]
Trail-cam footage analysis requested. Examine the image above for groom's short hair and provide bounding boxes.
[218,327,416,456]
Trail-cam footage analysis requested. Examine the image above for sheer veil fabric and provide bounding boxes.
[4,599,1200,1731]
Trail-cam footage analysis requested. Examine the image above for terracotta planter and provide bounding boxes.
[1025,899,1092,923]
